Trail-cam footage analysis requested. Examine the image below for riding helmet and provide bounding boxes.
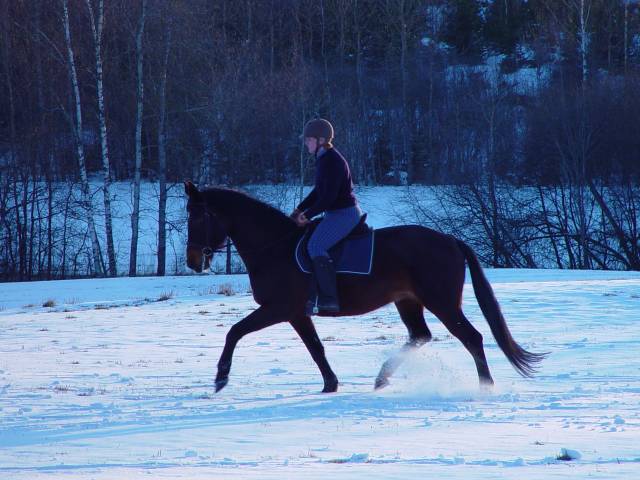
[302,118,334,141]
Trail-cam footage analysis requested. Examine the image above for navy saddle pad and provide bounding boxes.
[295,214,375,275]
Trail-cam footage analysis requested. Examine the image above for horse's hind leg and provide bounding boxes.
[396,298,432,343]
[435,308,494,387]
[374,299,432,390]
[290,315,339,393]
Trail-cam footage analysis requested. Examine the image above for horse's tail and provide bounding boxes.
[456,239,547,377]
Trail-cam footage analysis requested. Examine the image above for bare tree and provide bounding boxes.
[1,1,20,278]
[86,0,116,276]
[129,0,146,277]
[587,178,640,269]
[578,0,592,86]
[157,12,172,277]
[62,0,104,276]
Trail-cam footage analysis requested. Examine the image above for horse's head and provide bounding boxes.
[184,181,228,273]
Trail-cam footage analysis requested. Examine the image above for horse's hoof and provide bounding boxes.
[479,378,494,391]
[374,376,389,390]
[215,377,229,392]
[322,378,339,393]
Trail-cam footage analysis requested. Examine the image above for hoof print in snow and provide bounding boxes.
[556,448,582,461]
[328,453,370,464]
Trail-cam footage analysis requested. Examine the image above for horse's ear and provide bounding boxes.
[184,180,198,197]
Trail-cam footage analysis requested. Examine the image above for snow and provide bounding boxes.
[1,268,640,478]
[444,53,552,96]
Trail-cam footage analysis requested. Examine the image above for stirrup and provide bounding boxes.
[305,296,339,315]
[317,297,339,313]
[305,298,317,316]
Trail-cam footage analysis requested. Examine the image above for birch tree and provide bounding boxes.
[578,0,591,87]
[157,15,171,277]
[62,0,104,277]
[542,0,595,85]
[129,0,146,277]
[86,0,116,276]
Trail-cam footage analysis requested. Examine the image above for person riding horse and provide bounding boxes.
[290,119,363,314]
[184,182,547,393]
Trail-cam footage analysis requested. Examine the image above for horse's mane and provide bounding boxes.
[202,187,297,232]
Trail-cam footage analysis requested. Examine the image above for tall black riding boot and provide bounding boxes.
[305,274,318,316]
[311,256,339,313]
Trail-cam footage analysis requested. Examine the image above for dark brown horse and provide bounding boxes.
[184,182,545,393]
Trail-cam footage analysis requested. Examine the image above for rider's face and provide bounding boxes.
[304,137,317,154]
[304,137,325,154]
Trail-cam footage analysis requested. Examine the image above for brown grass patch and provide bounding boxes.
[217,284,235,296]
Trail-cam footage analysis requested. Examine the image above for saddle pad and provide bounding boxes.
[295,229,375,275]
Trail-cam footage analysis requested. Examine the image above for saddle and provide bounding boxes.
[295,214,375,275]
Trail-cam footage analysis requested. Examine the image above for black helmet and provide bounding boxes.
[302,118,334,141]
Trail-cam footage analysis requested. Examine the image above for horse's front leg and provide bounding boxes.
[215,305,287,392]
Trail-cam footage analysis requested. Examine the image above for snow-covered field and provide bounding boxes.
[1,269,640,479]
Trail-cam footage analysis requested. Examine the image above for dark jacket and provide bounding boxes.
[297,147,357,219]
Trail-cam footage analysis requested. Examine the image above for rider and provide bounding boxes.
[290,118,363,313]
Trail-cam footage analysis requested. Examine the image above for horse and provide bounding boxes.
[184,181,546,393]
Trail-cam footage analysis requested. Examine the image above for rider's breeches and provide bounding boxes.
[307,205,363,259]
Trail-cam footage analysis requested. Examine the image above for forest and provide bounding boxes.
[1,0,640,280]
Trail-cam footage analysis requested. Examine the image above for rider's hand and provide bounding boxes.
[295,212,310,227]
[289,208,301,219]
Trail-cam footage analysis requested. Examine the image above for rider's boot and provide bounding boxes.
[311,256,339,313]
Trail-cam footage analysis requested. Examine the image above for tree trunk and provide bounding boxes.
[62,0,104,277]
[320,0,330,102]
[579,0,589,87]
[20,173,28,278]
[624,0,629,73]
[157,20,171,277]
[354,0,374,184]
[61,185,74,278]
[87,0,116,276]
[2,7,20,278]
[400,0,412,184]
[47,168,53,279]
[34,0,54,278]
[269,0,275,75]
[129,0,146,277]
[28,178,37,280]
[299,109,306,204]
[538,186,563,268]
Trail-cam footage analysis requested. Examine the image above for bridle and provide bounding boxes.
[187,205,228,270]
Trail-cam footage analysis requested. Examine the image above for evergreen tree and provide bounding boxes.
[442,0,484,58]
[483,0,535,57]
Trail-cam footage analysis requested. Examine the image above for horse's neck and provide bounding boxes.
[209,192,296,262]
[229,216,297,271]
[230,221,281,252]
